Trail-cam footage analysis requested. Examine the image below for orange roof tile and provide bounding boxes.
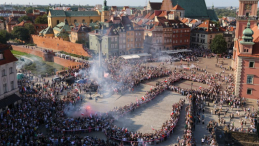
[172,5,185,10]
[190,19,197,24]
[158,11,167,17]
[180,18,188,23]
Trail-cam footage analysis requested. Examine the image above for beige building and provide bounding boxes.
[47,10,101,28]
[191,20,225,49]
[70,24,91,43]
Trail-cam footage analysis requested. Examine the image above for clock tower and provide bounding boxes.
[235,0,259,40]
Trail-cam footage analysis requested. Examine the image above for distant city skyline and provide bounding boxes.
[1,0,240,7]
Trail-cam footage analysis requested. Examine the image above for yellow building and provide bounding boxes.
[101,0,110,22]
[48,10,101,28]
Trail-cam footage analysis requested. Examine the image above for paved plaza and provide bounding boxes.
[31,56,259,145]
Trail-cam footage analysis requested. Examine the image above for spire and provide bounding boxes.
[241,19,254,43]
[212,3,214,10]
[103,0,108,11]
[60,3,62,7]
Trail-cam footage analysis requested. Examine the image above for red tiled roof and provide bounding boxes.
[148,13,155,20]
[168,11,174,15]
[0,44,18,66]
[33,9,40,13]
[12,11,26,14]
[238,54,259,58]
[190,19,197,24]
[172,5,185,10]
[15,20,32,27]
[158,11,167,17]
[128,15,135,20]
[180,18,188,23]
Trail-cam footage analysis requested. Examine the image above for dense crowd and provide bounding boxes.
[2,48,250,146]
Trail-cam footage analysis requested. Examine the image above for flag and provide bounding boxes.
[90,113,92,118]
[7,109,10,115]
[151,125,154,130]
[142,96,145,101]
[104,72,109,78]
[164,80,167,83]
[81,113,84,116]
[199,86,202,89]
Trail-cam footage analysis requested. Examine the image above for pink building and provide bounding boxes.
[232,0,259,99]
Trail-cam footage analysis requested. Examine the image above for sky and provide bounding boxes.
[3,0,239,7]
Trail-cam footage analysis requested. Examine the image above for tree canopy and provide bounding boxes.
[25,7,33,13]
[0,30,10,44]
[35,14,48,24]
[11,27,30,41]
[24,23,36,34]
[210,35,227,54]
[18,16,32,23]
[214,9,236,18]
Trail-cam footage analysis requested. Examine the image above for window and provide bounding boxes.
[2,69,5,76]
[0,53,3,59]
[247,88,252,95]
[9,67,13,74]
[82,19,85,23]
[57,20,60,24]
[249,61,255,68]
[247,75,254,84]
[11,81,14,90]
[3,84,7,93]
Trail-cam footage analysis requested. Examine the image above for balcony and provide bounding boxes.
[236,16,258,20]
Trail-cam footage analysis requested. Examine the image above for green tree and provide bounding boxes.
[24,23,36,34]
[210,35,227,54]
[11,27,30,41]
[0,30,10,44]
[18,16,32,23]
[25,7,33,13]
[35,14,48,24]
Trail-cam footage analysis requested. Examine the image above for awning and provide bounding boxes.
[0,94,21,109]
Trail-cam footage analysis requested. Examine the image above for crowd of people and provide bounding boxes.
[3,47,257,146]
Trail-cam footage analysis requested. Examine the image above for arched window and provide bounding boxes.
[74,19,77,23]
[82,19,85,23]
[90,19,93,23]
[57,20,60,24]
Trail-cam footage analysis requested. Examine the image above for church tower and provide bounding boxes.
[101,0,110,22]
[233,0,258,66]
[239,20,255,55]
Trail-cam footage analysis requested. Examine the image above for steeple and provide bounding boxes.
[240,19,254,45]
[212,3,214,10]
[103,0,108,11]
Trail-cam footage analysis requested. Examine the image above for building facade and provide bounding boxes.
[191,20,225,49]
[232,0,259,99]
[47,10,101,28]
[0,44,20,111]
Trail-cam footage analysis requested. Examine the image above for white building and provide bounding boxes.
[0,46,20,111]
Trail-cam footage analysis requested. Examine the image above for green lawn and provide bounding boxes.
[12,50,65,76]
